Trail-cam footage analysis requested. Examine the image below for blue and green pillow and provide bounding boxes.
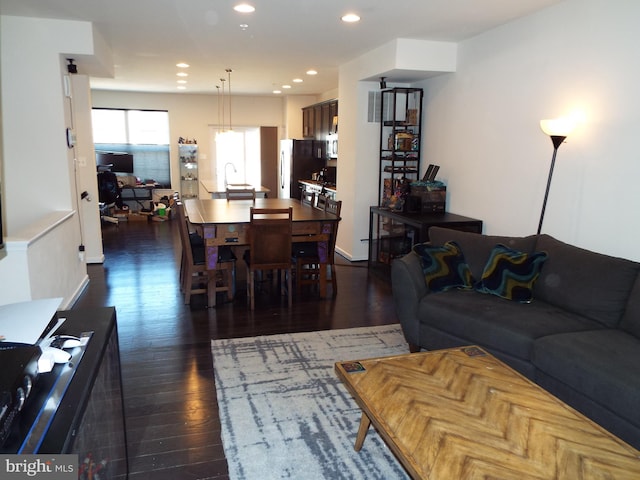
[413,241,474,292]
[475,244,548,303]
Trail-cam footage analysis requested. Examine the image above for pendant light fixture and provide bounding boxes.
[226,68,233,132]
[216,85,222,132]
[216,69,234,132]
[219,76,226,132]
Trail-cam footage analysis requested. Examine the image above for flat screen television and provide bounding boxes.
[96,152,134,174]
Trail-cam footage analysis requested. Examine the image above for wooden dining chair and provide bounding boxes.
[301,189,315,207]
[323,198,342,294]
[245,207,293,310]
[315,192,329,211]
[292,197,342,296]
[226,187,256,201]
[177,203,234,306]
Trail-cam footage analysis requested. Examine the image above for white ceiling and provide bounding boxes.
[0,0,563,96]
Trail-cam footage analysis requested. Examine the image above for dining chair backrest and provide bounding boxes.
[247,207,293,309]
[315,193,329,211]
[301,190,315,207]
[176,202,211,304]
[226,187,256,201]
[176,202,197,265]
[324,197,341,218]
[324,198,342,258]
[249,207,293,269]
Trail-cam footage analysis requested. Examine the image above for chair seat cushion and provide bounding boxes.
[189,232,204,246]
[292,242,318,257]
[218,246,237,262]
[190,233,235,265]
[192,244,205,265]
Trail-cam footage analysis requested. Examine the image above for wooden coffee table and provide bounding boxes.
[335,346,640,479]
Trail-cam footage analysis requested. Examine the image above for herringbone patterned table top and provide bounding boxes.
[335,346,640,479]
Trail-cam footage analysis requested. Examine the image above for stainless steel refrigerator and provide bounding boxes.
[278,139,327,198]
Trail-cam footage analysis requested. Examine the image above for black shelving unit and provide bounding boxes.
[378,87,424,209]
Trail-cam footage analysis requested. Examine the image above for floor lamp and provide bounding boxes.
[537,118,575,235]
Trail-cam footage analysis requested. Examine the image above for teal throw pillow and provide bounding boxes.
[413,241,474,292]
[476,244,548,303]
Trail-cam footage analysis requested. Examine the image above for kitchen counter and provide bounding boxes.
[200,180,271,198]
[298,179,337,194]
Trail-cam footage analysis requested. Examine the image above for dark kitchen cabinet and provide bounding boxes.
[314,106,324,139]
[302,107,315,138]
[302,99,338,140]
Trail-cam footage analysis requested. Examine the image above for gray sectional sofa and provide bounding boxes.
[391,226,640,449]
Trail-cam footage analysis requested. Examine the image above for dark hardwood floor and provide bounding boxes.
[72,217,399,479]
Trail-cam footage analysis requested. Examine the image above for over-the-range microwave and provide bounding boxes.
[327,134,338,159]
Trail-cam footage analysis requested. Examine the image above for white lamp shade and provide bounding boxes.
[540,118,576,137]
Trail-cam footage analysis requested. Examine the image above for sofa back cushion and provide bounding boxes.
[619,274,640,338]
[428,227,538,281]
[533,235,640,327]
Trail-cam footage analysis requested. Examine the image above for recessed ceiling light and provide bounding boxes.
[234,3,255,13]
[293,78,303,83]
[177,80,187,84]
[282,85,292,89]
[177,72,188,77]
[239,23,249,30]
[306,70,318,76]
[273,90,282,94]
[176,63,189,68]
[177,86,186,90]
[341,13,360,23]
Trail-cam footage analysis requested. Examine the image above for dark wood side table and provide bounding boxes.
[369,206,483,280]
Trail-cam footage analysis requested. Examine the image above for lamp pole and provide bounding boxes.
[537,117,576,235]
[537,135,566,235]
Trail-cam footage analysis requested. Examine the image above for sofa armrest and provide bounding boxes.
[391,251,428,347]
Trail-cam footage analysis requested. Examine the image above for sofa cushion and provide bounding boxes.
[533,330,640,429]
[475,244,548,303]
[418,290,604,361]
[619,274,640,339]
[428,227,538,282]
[413,241,473,292]
[533,235,640,328]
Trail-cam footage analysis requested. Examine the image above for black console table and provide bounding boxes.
[1,307,128,478]
[369,206,483,280]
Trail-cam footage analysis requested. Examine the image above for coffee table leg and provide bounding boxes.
[354,412,371,451]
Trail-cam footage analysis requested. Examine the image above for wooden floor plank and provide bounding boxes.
[73,218,398,479]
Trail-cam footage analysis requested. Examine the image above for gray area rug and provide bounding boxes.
[211,324,411,479]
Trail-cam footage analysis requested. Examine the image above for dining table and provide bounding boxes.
[183,198,340,298]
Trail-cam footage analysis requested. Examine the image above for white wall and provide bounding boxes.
[2,17,78,229]
[284,95,318,139]
[71,75,103,263]
[337,39,457,260]
[415,0,640,261]
[0,16,105,306]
